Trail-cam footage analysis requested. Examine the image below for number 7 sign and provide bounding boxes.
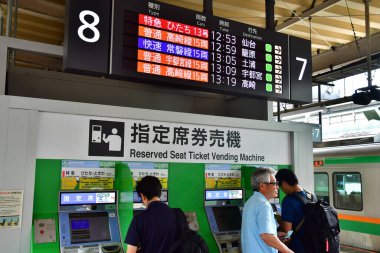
[289,36,312,104]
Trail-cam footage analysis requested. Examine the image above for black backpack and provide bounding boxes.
[169,208,210,253]
[292,192,340,253]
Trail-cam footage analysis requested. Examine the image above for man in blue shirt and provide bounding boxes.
[241,168,294,253]
[276,169,315,253]
[125,176,179,253]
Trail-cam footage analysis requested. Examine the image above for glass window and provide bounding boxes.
[333,172,363,211]
[314,173,329,204]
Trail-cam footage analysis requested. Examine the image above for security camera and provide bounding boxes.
[352,86,380,105]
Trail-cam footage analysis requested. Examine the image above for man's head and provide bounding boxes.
[251,167,278,200]
[136,176,162,205]
[275,169,298,195]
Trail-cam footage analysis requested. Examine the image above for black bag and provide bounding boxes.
[293,192,340,253]
[169,208,209,253]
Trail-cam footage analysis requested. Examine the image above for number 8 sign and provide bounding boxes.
[64,0,112,76]
[77,10,100,43]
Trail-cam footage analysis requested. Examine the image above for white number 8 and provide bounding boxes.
[77,10,100,43]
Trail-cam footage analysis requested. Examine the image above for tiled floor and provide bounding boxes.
[341,245,379,253]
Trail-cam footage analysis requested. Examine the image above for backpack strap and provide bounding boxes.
[292,190,315,205]
[169,208,189,253]
[172,208,189,232]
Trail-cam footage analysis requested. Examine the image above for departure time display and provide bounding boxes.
[109,0,292,101]
[58,0,306,103]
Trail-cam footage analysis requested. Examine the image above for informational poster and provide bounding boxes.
[34,218,56,243]
[61,160,115,190]
[0,190,23,229]
[205,164,241,189]
[124,162,169,189]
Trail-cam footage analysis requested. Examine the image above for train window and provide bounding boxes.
[314,173,329,204]
[333,172,363,211]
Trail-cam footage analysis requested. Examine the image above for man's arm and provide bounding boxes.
[279,197,296,233]
[126,244,138,253]
[260,233,294,253]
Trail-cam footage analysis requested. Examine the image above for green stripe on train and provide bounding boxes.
[325,156,380,164]
[340,219,380,236]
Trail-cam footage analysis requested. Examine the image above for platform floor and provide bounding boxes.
[341,245,379,253]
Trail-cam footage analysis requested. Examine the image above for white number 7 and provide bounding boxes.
[296,57,307,80]
[314,128,320,138]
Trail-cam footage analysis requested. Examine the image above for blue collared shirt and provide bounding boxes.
[241,191,278,253]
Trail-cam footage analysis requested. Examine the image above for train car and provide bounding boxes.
[314,144,380,252]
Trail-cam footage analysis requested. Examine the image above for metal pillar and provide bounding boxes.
[265,0,275,31]
[203,0,213,15]
[13,0,18,37]
[318,84,322,139]
[0,5,4,36]
[6,0,12,37]
[364,0,372,87]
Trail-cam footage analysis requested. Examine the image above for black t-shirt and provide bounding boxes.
[125,201,179,253]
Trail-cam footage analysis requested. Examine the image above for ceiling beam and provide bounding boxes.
[283,24,353,43]
[312,31,380,73]
[275,0,341,31]
[336,0,380,13]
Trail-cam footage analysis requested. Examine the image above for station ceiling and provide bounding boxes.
[0,0,379,79]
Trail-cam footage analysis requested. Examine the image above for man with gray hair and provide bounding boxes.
[241,168,293,253]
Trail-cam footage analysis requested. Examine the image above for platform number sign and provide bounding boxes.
[63,0,111,76]
[290,36,312,104]
[312,124,322,143]
[77,10,101,43]
[295,57,308,81]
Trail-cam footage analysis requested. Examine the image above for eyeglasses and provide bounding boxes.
[262,181,279,186]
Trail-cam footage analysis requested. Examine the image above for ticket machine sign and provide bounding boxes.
[205,189,243,201]
[60,191,116,205]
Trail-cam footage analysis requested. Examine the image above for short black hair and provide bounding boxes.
[275,169,298,186]
[136,176,162,200]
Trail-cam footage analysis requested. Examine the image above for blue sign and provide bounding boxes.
[62,160,100,168]
[60,192,116,205]
[71,220,90,230]
[205,189,243,201]
[138,37,208,60]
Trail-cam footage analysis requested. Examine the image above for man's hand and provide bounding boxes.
[126,244,137,253]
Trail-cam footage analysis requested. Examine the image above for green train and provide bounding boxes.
[314,144,380,252]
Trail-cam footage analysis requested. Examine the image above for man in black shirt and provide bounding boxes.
[125,176,179,253]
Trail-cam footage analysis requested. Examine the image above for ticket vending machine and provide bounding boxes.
[58,191,123,253]
[132,189,168,215]
[205,189,244,253]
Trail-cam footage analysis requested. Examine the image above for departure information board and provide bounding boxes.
[64,0,312,103]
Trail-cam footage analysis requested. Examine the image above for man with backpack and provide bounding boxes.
[125,176,180,253]
[276,169,340,253]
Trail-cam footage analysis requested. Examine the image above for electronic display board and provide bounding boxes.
[64,0,311,103]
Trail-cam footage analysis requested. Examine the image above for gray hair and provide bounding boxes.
[251,167,277,191]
